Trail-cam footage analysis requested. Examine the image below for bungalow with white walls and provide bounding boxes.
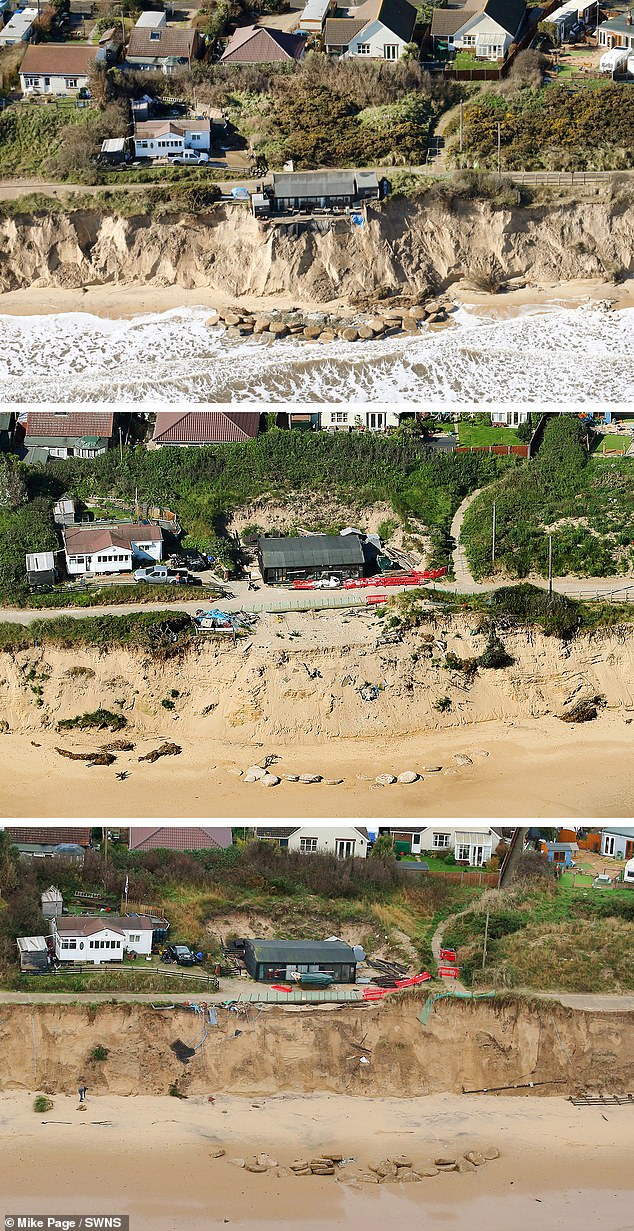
[19,43,97,93]
[324,0,417,59]
[601,827,634,860]
[62,522,164,576]
[52,915,155,963]
[133,117,211,158]
[321,410,401,432]
[439,0,526,60]
[490,411,530,426]
[378,824,501,866]
[255,826,369,858]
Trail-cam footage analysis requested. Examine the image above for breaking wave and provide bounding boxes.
[1,303,633,403]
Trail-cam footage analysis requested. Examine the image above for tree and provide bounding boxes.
[371,833,395,860]
[0,456,27,510]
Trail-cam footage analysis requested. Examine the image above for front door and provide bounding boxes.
[604,835,615,856]
[472,845,485,867]
[336,839,355,859]
[626,840,634,860]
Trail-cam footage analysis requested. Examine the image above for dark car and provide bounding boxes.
[171,552,208,572]
[161,944,196,966]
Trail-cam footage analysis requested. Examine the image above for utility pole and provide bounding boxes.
[459,99,463,153]
[482,910,490,970]
[492,501,497,564]
[103,826,109,889]
[497,122,501,175]
[548,534,553,599]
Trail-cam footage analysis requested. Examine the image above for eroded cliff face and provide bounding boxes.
[1,999,633,1097]
[1,196,632,299]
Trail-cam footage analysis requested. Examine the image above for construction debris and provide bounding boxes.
[55,747,116,766]
[139,742,182,763]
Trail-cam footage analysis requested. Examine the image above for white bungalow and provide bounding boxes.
[52,915,155,963]
[449,0,526,60]
[601,827,634,860]
[62,522,164,576]
[378,824,501,866]
[255,826,369,859]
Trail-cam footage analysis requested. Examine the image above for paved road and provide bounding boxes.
[1,986,632,1011]
[2,572,634,627]
[0,167,629,203]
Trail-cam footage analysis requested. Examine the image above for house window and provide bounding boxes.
[463,35,475,45]
[367,412,386,430]
[357,42,371,54]
[336,838,355,858]
[25,76,39,86]
[300,837,318,853]
[65,78,79,88]
[331,411,348,424]
[150,29,161,38]
[383,44,399,59]
[129,934,141,943]
[433,832,450,849]
[456,843,470,863]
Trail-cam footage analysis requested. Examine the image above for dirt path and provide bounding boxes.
[450,488,483,588]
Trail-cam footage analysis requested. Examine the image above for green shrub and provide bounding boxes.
[33,1095,53,1113]
[58,709,128,733]
[89,1044,109,1062]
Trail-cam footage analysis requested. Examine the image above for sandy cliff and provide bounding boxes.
[2,998,633,1097]
[1,613,633,744]
[1,197,632,299]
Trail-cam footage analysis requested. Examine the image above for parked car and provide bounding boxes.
[170,551,207,572]
[134,566,200,586]
[169,151,209,165]
[161,944,196,966]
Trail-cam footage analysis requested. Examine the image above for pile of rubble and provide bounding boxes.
[218,1147,501,1180]
[207,300,453,343]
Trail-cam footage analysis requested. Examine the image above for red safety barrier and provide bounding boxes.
[438,966,460,978]
[366,595,388,605]
[439,948,457,963]
[394,973,431,988]
[362,973,431,1000]
[292,567,448,592]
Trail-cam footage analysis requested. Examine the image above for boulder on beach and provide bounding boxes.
[483,1147,500,1160]
[253,318,270,334]
[417,1166,439,1177]
[341,327,359,342]
[369,1160,398,1179]
[261,773,280,787]
[208,1147,225,1158]
[367,317,386,334]
[245,1162,268,1173]
[453,754,473,766]
[391,1156,413,1168]
[424,766,442,773]
[407,306,428,321]
[228,1157,246,1168]
[299,773,322,783]
[434,1157,458,1168]
[464,1151,486,1167]
[459,1159,477,1173]
[269,322,288,337]
[398,1170,422,1183]
[397,771,418,784]
[257,1153,278,1169]
[246,764,267,779]
[290,1160,311,1172]
[356,325,374,340]
[223,311,242,326]
[284,774,300,782]
[375,773,397,785]
[303,325,323,340]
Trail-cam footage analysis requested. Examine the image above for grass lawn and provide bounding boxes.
[457,423,522,447]
[598,436,630,455]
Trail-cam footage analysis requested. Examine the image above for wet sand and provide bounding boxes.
[2,715,633,818]
[0,1093,631,1231]
[0,276,632,320]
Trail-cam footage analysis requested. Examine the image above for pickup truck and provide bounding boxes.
[134,566,201,586]
[168,151,209,165]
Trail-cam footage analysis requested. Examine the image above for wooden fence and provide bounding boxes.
[47,963,219,988]
[428,869,499,887]
[455,444,529,457]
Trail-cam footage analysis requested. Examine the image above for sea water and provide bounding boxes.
[1,303,633,403]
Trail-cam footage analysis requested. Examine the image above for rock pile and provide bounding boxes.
[215,1147,501,1182]
[207,300,453,345]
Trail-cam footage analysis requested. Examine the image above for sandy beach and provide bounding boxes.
[0,276,632,319]
[2,714,633,818]
[0,1092,632,1231]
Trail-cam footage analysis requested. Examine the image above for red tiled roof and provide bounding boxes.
[220,24,306,63]
[63,522,163,556]
[152,412,261,444]
[20,43,97,76]
[25,412,114,440]
[129,827,233,850]
[5,827,92,846]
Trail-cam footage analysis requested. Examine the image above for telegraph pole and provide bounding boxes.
[492,501,497,565]
[459,99,463,154]
[497,122,501,174]
[548,534,553,599]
